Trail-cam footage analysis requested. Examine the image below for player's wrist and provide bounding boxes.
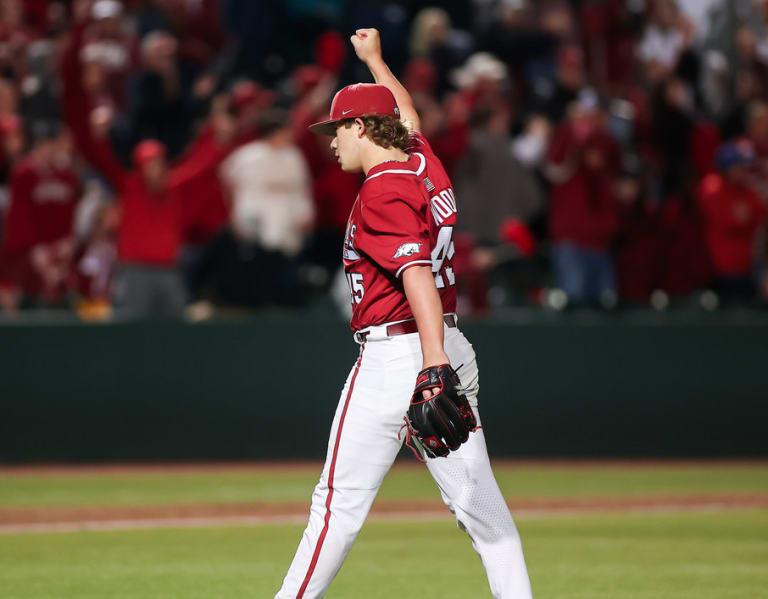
[421,352,450,370]
[365,54,386,73]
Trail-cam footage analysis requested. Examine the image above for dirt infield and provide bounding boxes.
[2,461,766,533]
[2,494,767,534]
[2,458,766,476]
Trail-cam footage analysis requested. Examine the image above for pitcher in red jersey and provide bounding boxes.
[274,29,533,599]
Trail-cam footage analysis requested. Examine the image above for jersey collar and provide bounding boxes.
[365,152,425,182]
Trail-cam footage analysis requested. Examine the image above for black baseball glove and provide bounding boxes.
[405,364,477,458]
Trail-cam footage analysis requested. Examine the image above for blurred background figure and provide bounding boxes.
[0,122,80,313]
[410,7,473,98]
[454,100,543,313]
[532,44,587,123]
[189,108,312,311]
[636,0,693,86]
[124,30,189,157]
[545,89,621,308]
[82,105,230,320]
[71,178,117,320]
[698,140,766,303]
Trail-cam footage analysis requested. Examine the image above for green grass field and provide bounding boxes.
[2,462,767,507]
[1,462,767,598]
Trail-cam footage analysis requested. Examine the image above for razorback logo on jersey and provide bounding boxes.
[393,242,423,258]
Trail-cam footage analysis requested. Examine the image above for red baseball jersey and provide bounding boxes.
[2,159,80,253]
[343,132,458,331]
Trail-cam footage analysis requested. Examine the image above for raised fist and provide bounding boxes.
[73,0,94,24]
[350,28,382,64]
[211,112,236,144]
[90,105,114,139]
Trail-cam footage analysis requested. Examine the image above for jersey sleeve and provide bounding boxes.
[358,192,432,278]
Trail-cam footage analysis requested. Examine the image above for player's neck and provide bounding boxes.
[361,144,409,176]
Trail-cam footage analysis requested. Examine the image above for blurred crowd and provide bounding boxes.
[2,0,768,320]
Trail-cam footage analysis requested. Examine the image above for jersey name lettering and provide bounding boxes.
[430,189,457,225]
[343,221,360,261]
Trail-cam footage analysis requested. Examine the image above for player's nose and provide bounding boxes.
[330,137,337,150]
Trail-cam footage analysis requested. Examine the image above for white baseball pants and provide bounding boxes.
[275,321,533,598]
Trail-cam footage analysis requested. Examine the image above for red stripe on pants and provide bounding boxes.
[296,344,365,598]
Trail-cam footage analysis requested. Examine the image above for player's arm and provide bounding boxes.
[403,265,450,387]
[351,28,421,132]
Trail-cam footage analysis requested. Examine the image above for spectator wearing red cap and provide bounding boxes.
[0,123,81,311]
[78,106,230,319]
[698,140,767,301]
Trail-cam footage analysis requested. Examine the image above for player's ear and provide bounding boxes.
[354,118,366,138]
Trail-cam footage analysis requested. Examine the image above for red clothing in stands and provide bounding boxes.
[59,23,225,263]
[547,125,620,249]
[429,122,469,178]
[312,166,361,231]
[698,173,766,276]
[177,124,258,245]
[90,137,225,266]
[2,158,80,253]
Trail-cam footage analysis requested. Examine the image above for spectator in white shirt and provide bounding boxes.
[187,109,314,312]
[220,109,314,256]
[637,0,694,83]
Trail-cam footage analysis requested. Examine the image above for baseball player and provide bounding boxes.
[275,29,533,598]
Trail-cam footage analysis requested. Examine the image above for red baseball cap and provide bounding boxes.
[308,83,400,136]
[133,139,166,167]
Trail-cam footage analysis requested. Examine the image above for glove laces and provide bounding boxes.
[398,418,427,463]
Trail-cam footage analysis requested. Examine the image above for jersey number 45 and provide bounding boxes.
[432,226,455,289]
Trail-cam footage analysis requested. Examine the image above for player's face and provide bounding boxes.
[331,122,363,173]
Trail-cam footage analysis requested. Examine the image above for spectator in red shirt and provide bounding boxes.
[0,123,81,311]
[698,140,767,302]
[545,89,621,307]
[82,106,230,319]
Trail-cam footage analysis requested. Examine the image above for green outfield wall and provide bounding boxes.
[1,312,766,461]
